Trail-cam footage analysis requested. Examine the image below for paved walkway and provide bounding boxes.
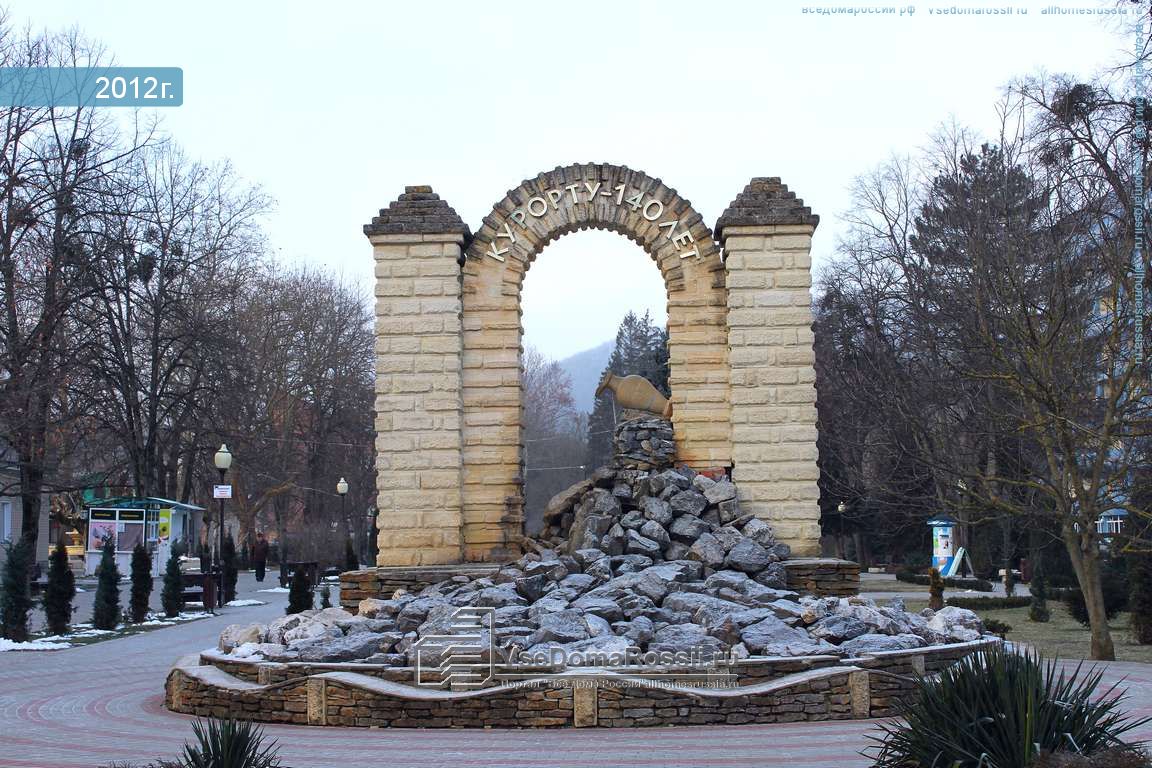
[2,575,1150,768]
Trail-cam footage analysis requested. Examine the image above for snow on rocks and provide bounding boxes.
[215,418,989,668]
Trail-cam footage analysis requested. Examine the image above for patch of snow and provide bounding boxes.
[226,599,266,607]
[257,587,290,593]
[38,628,114,641]
[0,638,71,651]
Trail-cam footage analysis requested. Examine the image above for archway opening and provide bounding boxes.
[519,230,669,535]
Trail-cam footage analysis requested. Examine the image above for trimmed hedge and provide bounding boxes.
[946,595,1031,610]
[896,570,994,592]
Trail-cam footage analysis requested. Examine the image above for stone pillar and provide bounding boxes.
[365,187,469,566]
[717,178,821,556]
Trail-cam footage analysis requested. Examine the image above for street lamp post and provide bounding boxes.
[214,444,232,608]
[336,477,349,557]
[836,501,848,560]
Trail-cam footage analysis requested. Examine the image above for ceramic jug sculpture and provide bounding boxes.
[595,373,672,418]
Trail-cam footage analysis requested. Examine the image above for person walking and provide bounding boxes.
[252,532,269,583]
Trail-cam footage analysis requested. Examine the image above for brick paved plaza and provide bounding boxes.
[0,574,1149,768]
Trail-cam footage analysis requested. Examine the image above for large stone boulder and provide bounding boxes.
[296,632,400,663]
[528,609,590,646]
[740,616,834,657]
[218,623,264,652]
[808,615,871,643]
[688,533,726,568]
[838,633,926,657]
[647,624,726,659]
[724,539,771,573]
[669,490,708,517]
[926,607,984,642]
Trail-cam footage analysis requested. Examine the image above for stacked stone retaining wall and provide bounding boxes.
[170,639,997,729]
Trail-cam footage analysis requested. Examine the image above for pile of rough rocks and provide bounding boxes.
[612,417,676,470]
[215,419,987,668]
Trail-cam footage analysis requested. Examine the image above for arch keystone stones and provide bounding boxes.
[366,164,821,567]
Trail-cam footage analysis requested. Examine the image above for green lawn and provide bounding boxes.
[902,599,1152,663]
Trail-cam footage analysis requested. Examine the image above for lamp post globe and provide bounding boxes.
[337,477,349,554]
[214,444,233,472]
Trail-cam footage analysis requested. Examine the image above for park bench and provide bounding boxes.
[180,573,216,609]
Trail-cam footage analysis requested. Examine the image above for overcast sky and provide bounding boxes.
[12,0,1131,359]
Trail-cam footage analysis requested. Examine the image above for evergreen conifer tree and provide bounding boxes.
[43,539,76,636]
[1029,556,1051,623]
[129,543,153,623]
[92,539,122,630]
[0,539,33,641]
[286,566,313,615]
[1130,548,1152,645]
[160,549,184,618]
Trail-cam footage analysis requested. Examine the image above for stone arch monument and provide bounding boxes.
[366,163,820,568]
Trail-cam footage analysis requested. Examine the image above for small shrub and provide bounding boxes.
[869,647,1150,768]
[92,539,122,630]
[160,549,184,618]
[946,595,1030,610]
[1003,563,1016,597]
[984,618,1012,638]
[129,543,153,623]
[1063,566,1129,627]
[894,568,920,583]
[286,566,312,615]
[1031,557,1051,623]
[928,567,945,611]
[43,539,76,635]
[182,717,281,768]
[0,539,33,641]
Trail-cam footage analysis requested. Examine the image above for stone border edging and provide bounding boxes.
[170,638,998,728]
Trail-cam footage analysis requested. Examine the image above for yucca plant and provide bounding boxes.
[181,718,281,768]
[868,646,1148,768]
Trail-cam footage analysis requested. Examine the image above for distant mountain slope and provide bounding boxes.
[559,340,613,414]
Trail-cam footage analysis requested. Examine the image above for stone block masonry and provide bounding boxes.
[718,178,822,556]
[366,186,470,567]
[366,166,824,566]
